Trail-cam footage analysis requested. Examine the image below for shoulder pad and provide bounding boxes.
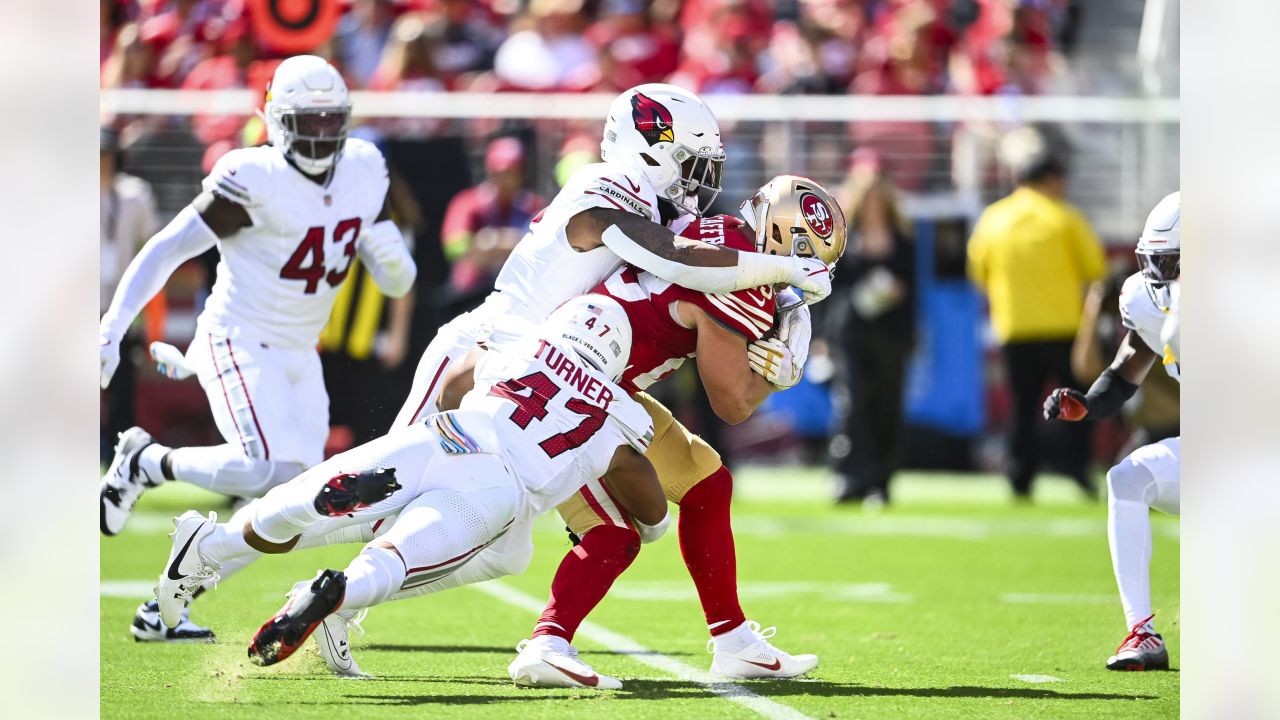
[342,137,390,184]
[1118,272,1152,331]
[201,146,279,208]
[678,214,755,252]
[564,163,659,221]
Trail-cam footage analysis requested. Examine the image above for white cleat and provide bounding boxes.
[312,593,370,678]
[100,427,161,536]
[155,511,220,627]
[709,621,819,679]
[130,599,216,643]
[508,635,622,690]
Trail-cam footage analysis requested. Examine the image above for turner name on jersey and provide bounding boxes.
[460,325,653,517]
[200,138,390,347]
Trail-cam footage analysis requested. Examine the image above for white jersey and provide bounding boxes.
[1119,272,1180,383]
[199,139,389,348]
[453,324,653,518]
[484,162,668,323]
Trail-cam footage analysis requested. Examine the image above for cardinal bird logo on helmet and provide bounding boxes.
[631,92,675,146]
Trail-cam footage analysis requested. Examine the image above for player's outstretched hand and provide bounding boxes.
[786,257,832,305]
[748,338,803,389]
[100,335,120,389]
[1044,387,1089,421]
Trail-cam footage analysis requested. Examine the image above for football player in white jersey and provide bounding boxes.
[99,56,416,639]
[148,297,668,673]
[394,83,834,429]
[1044,191,1180,671]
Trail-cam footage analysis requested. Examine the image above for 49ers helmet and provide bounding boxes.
[263,55,352,177]
[739,175,848,270]
[600,84,725,217]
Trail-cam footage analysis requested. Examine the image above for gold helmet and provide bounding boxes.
[739,175,847,269]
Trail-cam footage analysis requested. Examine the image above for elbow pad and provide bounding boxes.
[1083,368,1140,419]
[634,510,671,544]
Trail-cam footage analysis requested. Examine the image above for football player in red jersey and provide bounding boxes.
[499,176,847,688]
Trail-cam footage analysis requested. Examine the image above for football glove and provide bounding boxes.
[786,257,832,305]
[150,341,194,380]
[100,335,120,389]
[776,298,812,371]
[748,337,802,389]
[1044,387,1089,421]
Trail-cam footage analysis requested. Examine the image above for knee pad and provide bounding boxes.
[1107,458,1156,505]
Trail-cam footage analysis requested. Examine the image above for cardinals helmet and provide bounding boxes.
[263,55,352,177]
[1136,191,1180,311]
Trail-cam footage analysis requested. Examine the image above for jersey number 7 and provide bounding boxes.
[280,218,362,294]
[489,371,608,458]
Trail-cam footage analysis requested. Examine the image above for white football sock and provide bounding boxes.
[711,621,757,653]
[1107,464,1156,630]
[340,546,405,610]
[198,521,259,566]
[136,444,170,486]
[166,444,302,498]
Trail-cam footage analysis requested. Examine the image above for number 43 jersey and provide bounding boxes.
[199,139,390,348]
[457,326,654,518]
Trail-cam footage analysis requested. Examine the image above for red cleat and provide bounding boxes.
[1106,615,1170,671]
[248,569,347,667]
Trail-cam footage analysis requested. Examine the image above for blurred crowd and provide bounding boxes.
[103,0,1079,98]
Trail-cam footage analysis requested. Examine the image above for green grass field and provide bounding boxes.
[101,468,1179,719]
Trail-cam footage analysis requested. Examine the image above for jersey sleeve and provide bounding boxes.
[559,164,660,222]
[201,147,274,210]
[686,286,777,341]
[608,392,655,454]
[1117,273,1149,332]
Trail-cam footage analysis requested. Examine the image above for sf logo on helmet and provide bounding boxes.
[631,92,674,146]
[800,192,834,239]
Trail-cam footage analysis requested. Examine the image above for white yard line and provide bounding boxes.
[471,581,813,720]
[1010,674,1065,683]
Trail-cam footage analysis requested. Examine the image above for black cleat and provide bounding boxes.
[248,569,347,667]
[314,468,401,517]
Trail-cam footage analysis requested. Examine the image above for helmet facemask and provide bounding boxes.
[275,106,352,177]
[1136,247,1179,311]
[666,145,724,216]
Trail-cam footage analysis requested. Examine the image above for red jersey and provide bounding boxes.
[591,215,777,394]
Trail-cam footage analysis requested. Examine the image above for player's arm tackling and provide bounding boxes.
[601,445,669,543]
[567,208,831,303]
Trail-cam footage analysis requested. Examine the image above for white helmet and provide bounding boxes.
[542,295,633,382]
[600,84,725,217]
[263,55,352,177]
[1136,191,1180,310]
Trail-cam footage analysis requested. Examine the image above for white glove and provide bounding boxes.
[634,510,671,544]
[776,298,812,371]
[150,341,194,380]
[748,337,803,389]
[785,256,832,305]
[100,334,120,389]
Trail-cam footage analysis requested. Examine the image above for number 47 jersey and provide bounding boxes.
[199,138,390,348]
[456,325,654,518]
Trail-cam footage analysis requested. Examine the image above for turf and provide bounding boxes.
[101,468,1179,719]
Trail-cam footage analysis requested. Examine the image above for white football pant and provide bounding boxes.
[1107,436,1180,629]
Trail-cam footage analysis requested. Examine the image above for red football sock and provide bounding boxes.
[531,524,640,642]
[677,466,745,637]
